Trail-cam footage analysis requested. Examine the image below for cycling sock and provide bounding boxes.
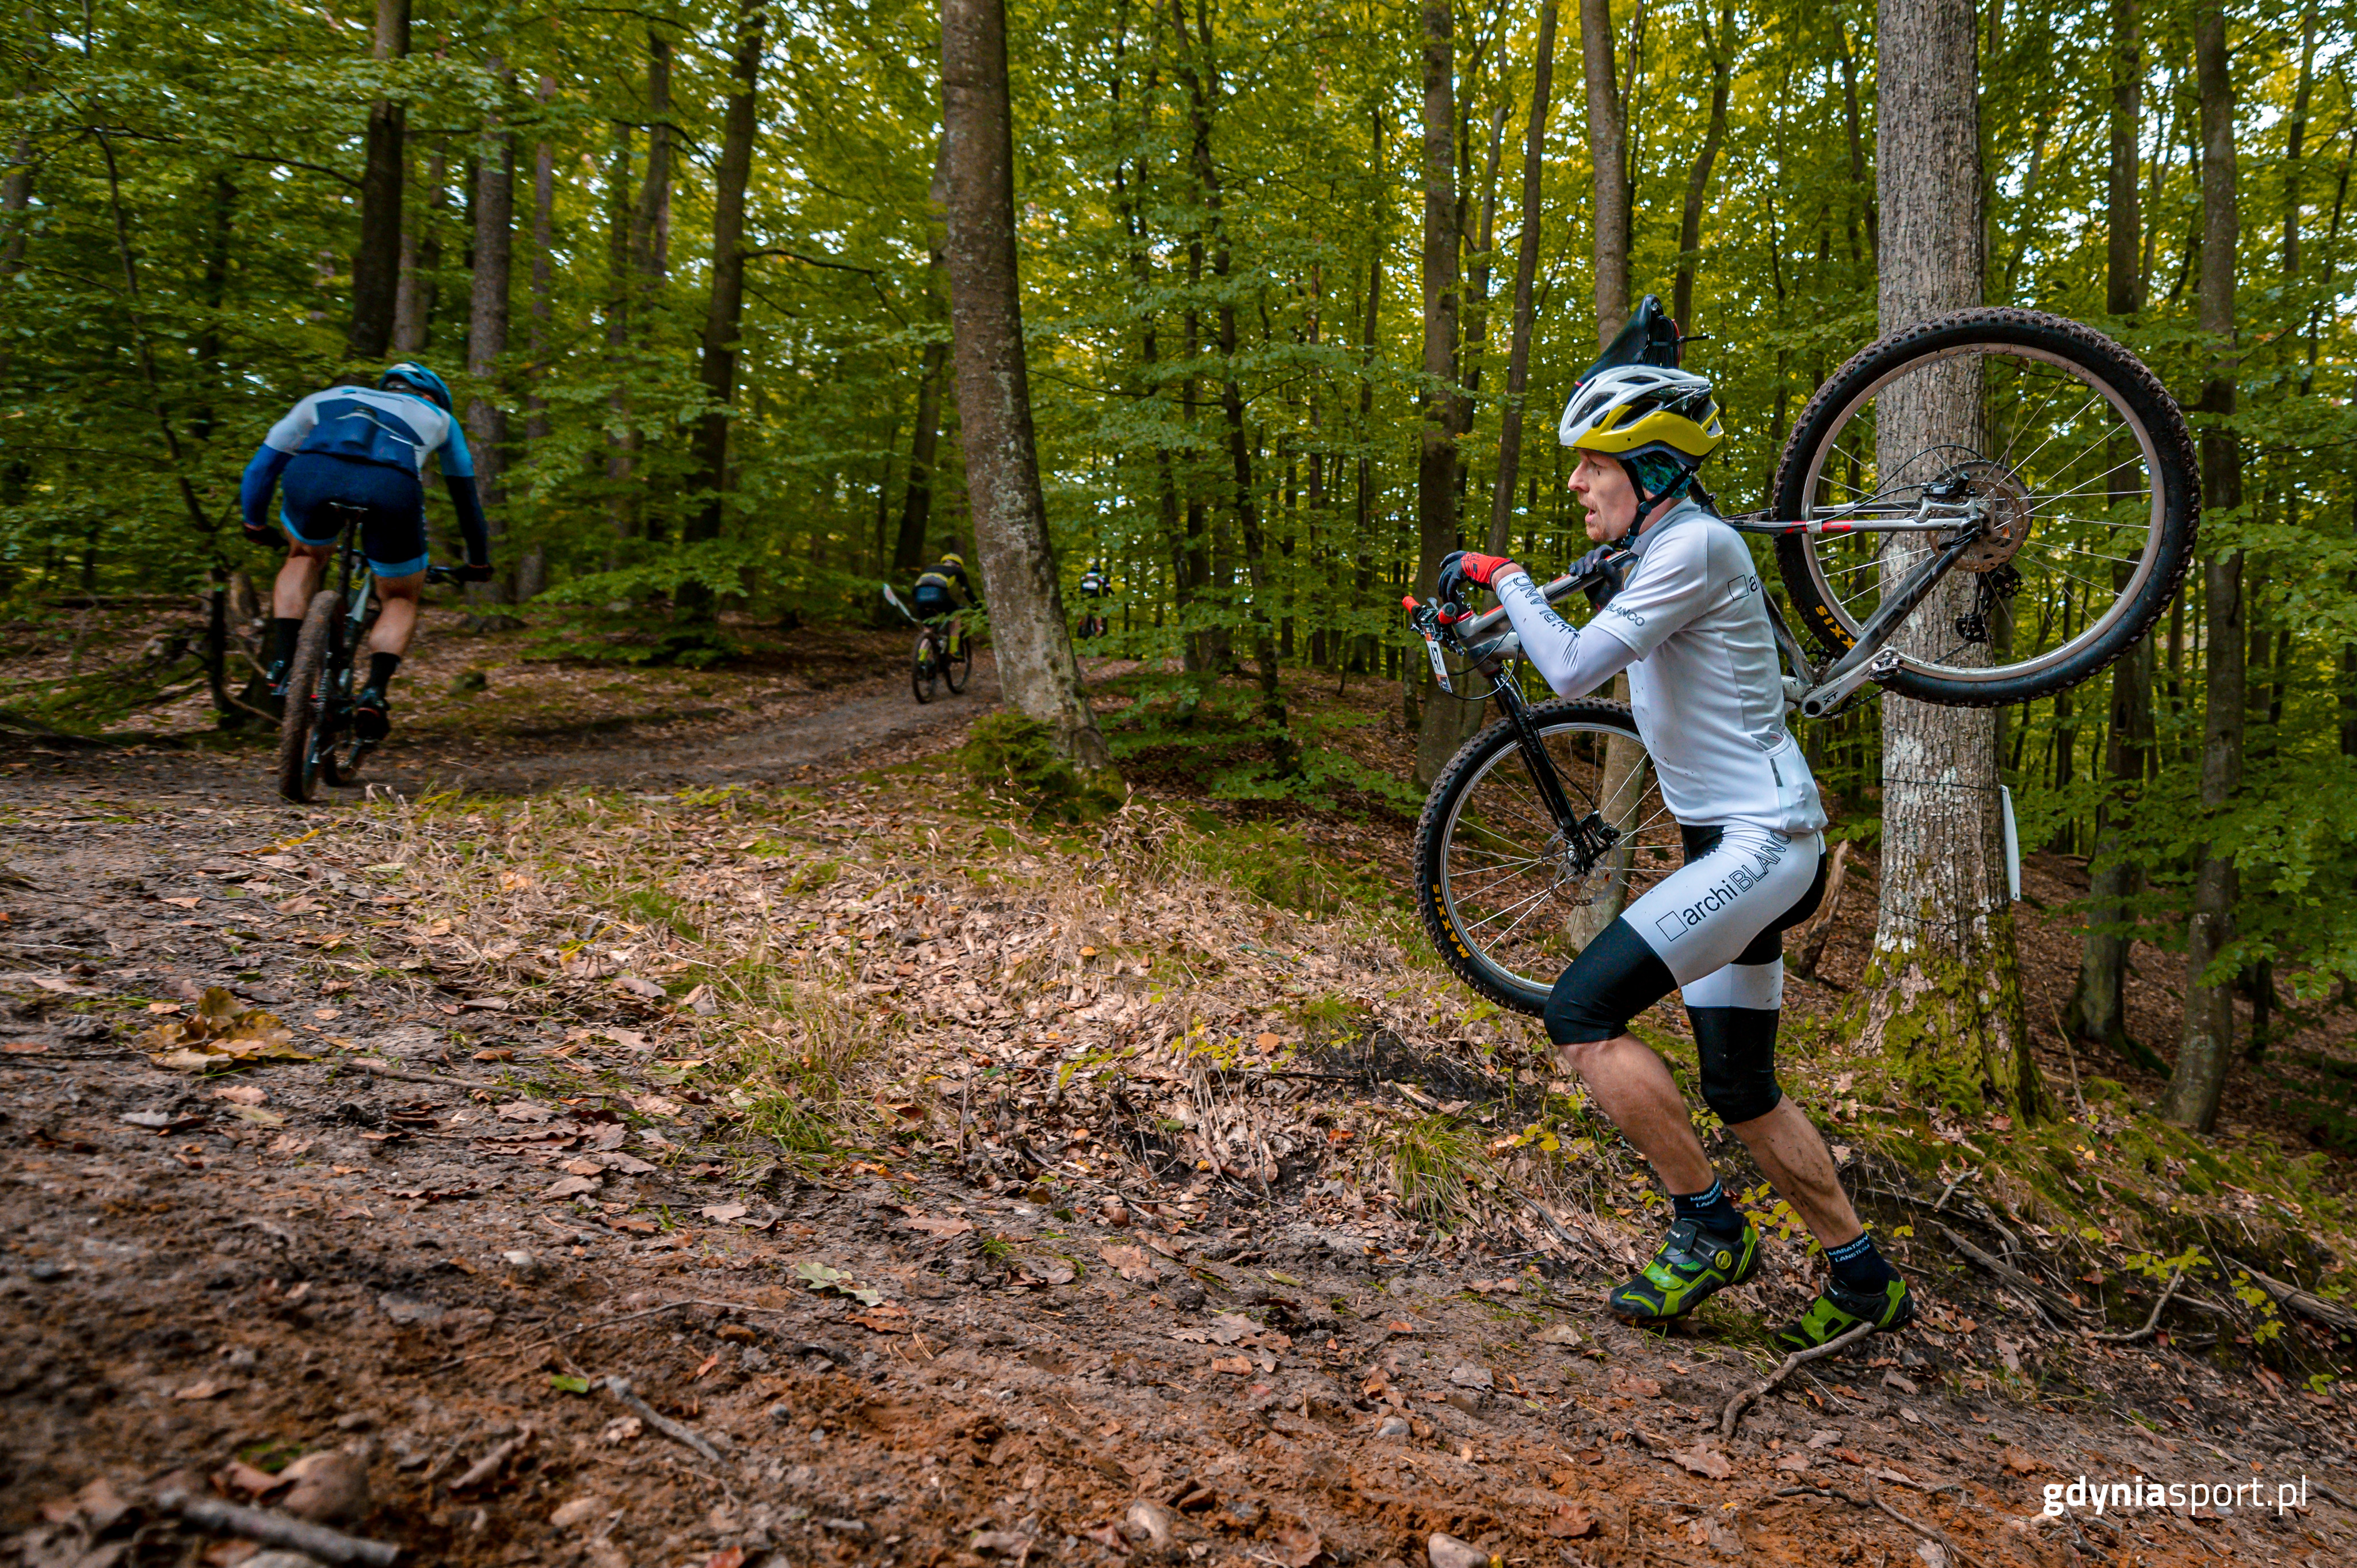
[1826,1232,1900,1294]
[1671,1178,1747,1240]
[272,617,303,669]
[366,653,401,693]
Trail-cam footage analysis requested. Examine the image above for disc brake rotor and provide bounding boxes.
[1950,458,2034,573]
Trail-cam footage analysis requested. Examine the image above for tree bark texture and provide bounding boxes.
[602,122,636,555]
[1858,0,2038,1117]
[686,0,764,556]
[1487,0,1557,555]
[2065,0,2151,1063]
[463,66,516,614]
[349,0,410,361]
[940,0,1113,771]
[1412,0,1467,791]
[391,139,445,355]
[1578,0,1629,344]
[2163,0,2242,1132]
[516,74,556,601]
[895,139,954,574]
[1673,0,1732,330]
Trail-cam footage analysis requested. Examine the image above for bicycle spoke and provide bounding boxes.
[1999,391,2104,476]
[1459,879,1562,933]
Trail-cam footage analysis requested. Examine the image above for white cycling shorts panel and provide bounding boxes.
[1623,825,1823,988]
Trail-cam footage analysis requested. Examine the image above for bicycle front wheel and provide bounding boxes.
[1413,699,1681,1016]
[274,590,337,803]
[911,631,938,704]
[945,627,973,693]
[1770,307,2198,707]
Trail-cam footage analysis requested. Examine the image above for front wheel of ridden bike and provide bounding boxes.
[911,630,939,704]
[1770,307,2198,708]
[274,589,339,803]
[944,623,973,693]
[1413,699,1683,1017]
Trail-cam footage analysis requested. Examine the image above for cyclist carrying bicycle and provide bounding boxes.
[912,551,979,652]
[239,362,493,740]
[1435,356,1912,1352]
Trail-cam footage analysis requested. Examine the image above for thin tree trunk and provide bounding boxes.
[895,140,953,573]
[392,140,446,354]
[514,77,555,602]
[1673,0,1732,329]
[2065,0,2160,1070]
[2163,0,2243,1132]
[464,62,517,620]
[193,173,234,444]
[682,0,764,585]
[1856,0,2038,1117]
[602,122,635,558]
[1578,0,1629,342]
[614,32,674,547]
[1352,115,1384,684]
[1411,0,1466,790]
[349,0,409,360]
[940,0,1114,771]
[1487,0,1557,554]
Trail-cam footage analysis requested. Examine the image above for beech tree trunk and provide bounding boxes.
[612,33,673,547]
[1856,0,2039,1117]
[516,74,555,602]
[1410,0,1466,791]
[940,0,1113,771]
[2163,0,2244,1132]
[348,0,409,361]
[2065,0,2155,1067]
[895,139,953,574]
[464,64,516,619]
[684,0,764,578]
[391,139,445,354]
[1577,0,1629,343]
[1673,0,1732,330]
[602,121,635,557]
[1487,0,1557,555]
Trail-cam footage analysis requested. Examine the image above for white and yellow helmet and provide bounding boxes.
[1558,364,1724,460]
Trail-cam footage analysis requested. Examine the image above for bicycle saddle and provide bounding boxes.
[1580,293,1683,382]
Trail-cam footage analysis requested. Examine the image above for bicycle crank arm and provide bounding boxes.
[1796,528,1981,719]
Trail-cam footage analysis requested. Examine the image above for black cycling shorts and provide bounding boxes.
[279,454,429,579]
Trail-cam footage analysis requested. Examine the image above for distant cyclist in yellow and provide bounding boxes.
[911,552,979,654]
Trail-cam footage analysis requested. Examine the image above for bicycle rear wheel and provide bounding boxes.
[945,626,973,693]
[1769,307,2198,707]
[1413,699,1680,1016]
[274,590,338,803]
[911,631,938,704]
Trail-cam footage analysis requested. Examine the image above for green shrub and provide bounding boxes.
[962,712,1120,822]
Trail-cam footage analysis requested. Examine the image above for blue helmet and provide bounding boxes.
[380,361,453,412]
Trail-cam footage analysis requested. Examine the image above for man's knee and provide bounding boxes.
[376,574,424,601]
[1690,1005,1784,1124]
[1544,917,1676,1047]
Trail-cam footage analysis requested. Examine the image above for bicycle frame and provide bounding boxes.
[1405,493,1997,846]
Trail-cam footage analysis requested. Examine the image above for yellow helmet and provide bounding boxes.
[941,552,966,568]
[1558,365,1724,462]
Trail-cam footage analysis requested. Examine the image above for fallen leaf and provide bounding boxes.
[550,1374,592,1394]
[211,1085,268,1106]
[161,896,201,910]
[1536,1323,1582,1346]
[460,996,510,1012]
[541,1175,601,1200]
[1447,1363,1494,1391]
[1674,1445,1733,1480]
[1609,1369,1662,1399]
[600,1416,642,1445]
[1269,1519,1322,1566]
[1882,1370,1920,1395]
[1468,1277,1520,1295]
[907,1215,975,1238]
[1774,1452,1812,1472]
[2000,1447,2044,1476]
[1099,1243,1157,1282]
[851,1304,911,1333]
[1208,1355,1254,1376]
[1020,1255,1078,1287]
[613,974,667,1000]
[174,1379,237,1401]
[700,1203,749,1223]
[1543,1503,1596,1539]
[794,1261,884,1307]
[1,1040,47,1054]
[705,1551,747,1568]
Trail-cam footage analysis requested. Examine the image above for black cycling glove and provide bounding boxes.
[456,562,494,583]
[241,520,283,549]
[1572,545,1631,610]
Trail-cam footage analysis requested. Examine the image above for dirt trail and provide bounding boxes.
[1,705,2350,1567]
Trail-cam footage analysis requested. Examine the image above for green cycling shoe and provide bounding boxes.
[1608,1216,1761,1323]
[1774,1276,1916,1352]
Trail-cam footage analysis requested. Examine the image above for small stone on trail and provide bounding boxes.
[1426,1532,1493,1568]
[1123,1498,1176,1550]
[1881,1370,1919,1395]
[275,1446,371,1524]
[551,1495,607,1528]
[1376,1416,1411,1439]
[1446,1363,1493,1390]
[1536,1323,1582,1345]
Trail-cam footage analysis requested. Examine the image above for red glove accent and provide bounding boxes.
[1456,552,1515,586]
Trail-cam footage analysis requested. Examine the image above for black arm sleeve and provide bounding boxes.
[442,474,491,566]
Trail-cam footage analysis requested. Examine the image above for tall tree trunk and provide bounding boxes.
[193,173,234,444]
[1352,113,1384,682]
[516,75,555,602]
[2163,0,2243,1132]
[392,139,446,354]
[602,122,636,558]
[1411,0,1467,789]
[1578,0,1629,342]
[1488,0,1556,554]
[940,0,1114,771]
[1672,0,1732,329]
[895,139,954,573]
[464,63,516,620]
[2065,0,2159,1070]
[683,0,764,587]
[349,0,409,360]
[1856,0,2039,1117]
[614,33,674,547]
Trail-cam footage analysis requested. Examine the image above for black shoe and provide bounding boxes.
[1608,1216,1762,1324]
[266,656,292,699]
[353,684,391,742]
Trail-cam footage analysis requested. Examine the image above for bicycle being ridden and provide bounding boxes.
[239,360,494,746]
[1406,295,2195,1350]
[884,552,982,703]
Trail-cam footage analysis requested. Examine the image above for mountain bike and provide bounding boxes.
[276,502,455,804]
[881,585,972,703]
[1407,306,2199,1015]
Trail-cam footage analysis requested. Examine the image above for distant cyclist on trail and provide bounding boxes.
[911,551,979,653]
[1434,306,1911,1353]
[240,362,494,740]
[1075,561,1110,639]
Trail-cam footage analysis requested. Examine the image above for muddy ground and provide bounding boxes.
[3,651,2354,1568]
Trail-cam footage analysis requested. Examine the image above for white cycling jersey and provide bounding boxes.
[1496,498,1827,835]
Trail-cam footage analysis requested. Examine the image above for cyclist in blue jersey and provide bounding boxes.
[239,362,494,740]
[911,552,979,655]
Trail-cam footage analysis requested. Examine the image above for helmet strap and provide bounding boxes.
[1617,454,1694,520]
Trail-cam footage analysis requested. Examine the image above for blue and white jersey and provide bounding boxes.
[260,387,474,479]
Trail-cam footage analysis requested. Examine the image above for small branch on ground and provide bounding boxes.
[605,1375,727,1466]
[347,1056,503,1091]
[2086,1268,2184,1344]
[1721,1321,1875,1437]
[157,1490,401,1567]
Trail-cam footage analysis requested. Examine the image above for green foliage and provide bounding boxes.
[962,712,1121,822]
